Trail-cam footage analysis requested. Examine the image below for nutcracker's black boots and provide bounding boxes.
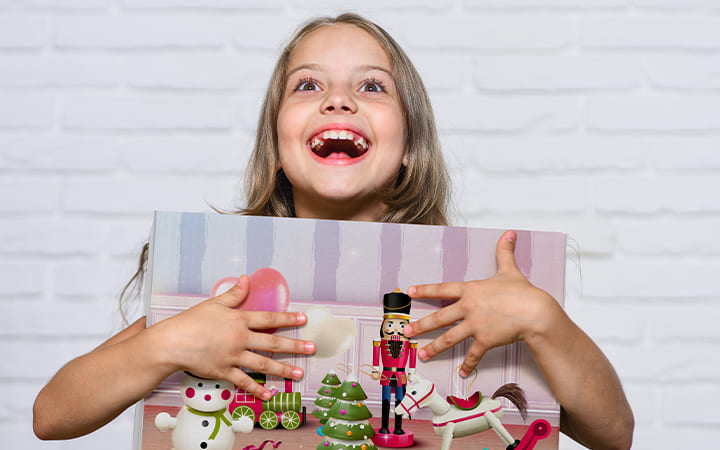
[393,399,404,435]
[507,440,521,450]
[379,399,391,434]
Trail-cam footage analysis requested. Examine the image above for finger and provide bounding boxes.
[417,323,471,361]
[496,230,520,274]
[407,281,465,301]
[240,310,308,331]
[246,330,316,356]
[235,351,305,382]
[404,304,463,338]
[225,367,273,401]
[214,275,250,308]
[459,340,488,377]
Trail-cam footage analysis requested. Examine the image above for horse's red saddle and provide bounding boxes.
[446,391,483,410]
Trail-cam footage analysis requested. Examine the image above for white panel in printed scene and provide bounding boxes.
[273,217,316,302]
[203,214,247,293]
[397,225,444,292]
[337,220,383,303]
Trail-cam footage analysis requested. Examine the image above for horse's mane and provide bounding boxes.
[492,383,528,421]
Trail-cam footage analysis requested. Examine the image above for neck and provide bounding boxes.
[428,392,451,416]
[293,191,386,221]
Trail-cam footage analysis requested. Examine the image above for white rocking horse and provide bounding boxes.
[395,374,527,450]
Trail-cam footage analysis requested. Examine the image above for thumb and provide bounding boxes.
[496,230,520,274]
[214,275,249,308]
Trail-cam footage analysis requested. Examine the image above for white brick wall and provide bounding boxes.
[1,2,718,449]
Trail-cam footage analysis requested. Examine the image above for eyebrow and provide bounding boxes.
[286,63,394,79]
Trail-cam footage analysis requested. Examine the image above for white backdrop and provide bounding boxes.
[1,1,719,449]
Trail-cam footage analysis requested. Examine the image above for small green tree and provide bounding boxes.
[317,374,376,450]
[313,370,342,425]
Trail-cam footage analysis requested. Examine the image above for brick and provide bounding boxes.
[580,16,720,49]
[5,0,109,8]
[632,428,720,450]
[442,136,651,171]
[408,52,470,91]
[580,259,720,298]
[0,219,108,255]
[106,219,155,257]
[0,180,58,213]
[0,422,63,448]
[0,300,115,337]
[634,0,720,8]
[0,381,44,419]
[662,387,720,425]
[465,0,625,6]
[473,55,642,90]
[648,137,720,169]
[615,218,720,254]
[61,94,236,130]
[565,301,646,341]
[456,175,591,213]
[0,137,119,171]
[434,94,579,131]
[603,342,720,381]
[124,0,278,8]
[0,15,48,48]
[651,303,720,341]
[120,136,251,174]
[54,261,140,297]
[623,385,657,426]
[0,94,54,129]
[0,262,46,297]
[0,55,121,88]
[587,94,720,131]
[126,53,275,91]
[395,14,574,50]
[594,174,720,213]
[0,338,99,378]
[54,15,226,49]
[645,54,720,89]
[230,15,304,50]
[61,178,237,214]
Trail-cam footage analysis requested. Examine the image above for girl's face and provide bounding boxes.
[277,24,406,221]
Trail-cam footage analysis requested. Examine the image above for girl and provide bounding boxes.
[33,13,633,449]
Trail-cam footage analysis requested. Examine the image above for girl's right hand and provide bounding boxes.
[147,275,315,401]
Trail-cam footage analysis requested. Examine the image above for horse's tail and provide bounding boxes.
[492,383,528,421]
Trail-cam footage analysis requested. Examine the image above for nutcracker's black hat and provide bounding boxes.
[382,289,412,320]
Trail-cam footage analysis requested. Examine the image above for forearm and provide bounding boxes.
[525,300,634,450]
[33,318,174,440]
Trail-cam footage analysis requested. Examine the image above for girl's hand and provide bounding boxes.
[404,230,560,377]
[147,275,316,400]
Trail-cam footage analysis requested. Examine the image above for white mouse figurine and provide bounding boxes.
[155,373,253,450]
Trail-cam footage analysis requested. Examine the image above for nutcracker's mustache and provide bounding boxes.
[384,331,405,337]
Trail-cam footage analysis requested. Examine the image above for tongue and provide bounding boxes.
[324,152,352,159]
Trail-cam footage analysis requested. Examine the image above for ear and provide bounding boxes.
[402,152,409,166]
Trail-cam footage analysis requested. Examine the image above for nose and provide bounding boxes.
[321,86,357,114]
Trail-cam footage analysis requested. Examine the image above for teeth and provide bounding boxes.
[311,130,369,153]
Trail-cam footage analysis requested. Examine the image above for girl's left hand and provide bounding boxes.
[403,230,561,377]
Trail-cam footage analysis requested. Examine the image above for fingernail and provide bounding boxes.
[404,325,413,336]
[292,368,303,378]
[505,231,516,242]
[305,341,316,353]
[261,390,272,400]
[296,313,307,324]
[407,286,416,296]
[459,369,468,377]
[419,348,428,360]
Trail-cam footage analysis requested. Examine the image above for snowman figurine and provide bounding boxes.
[155,372,253,450]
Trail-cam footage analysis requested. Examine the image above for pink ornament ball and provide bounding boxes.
[340,409,346,415]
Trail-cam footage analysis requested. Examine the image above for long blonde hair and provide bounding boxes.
[241,13,450,226]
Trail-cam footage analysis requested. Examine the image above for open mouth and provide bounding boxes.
[309,130,370,160]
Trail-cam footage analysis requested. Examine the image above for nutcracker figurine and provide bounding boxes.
[371,289,417,448]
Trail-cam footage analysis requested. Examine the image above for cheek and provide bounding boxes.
[185,388,195,398]
[222,389,232,401]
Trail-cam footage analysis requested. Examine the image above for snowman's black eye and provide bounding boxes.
[412,391,417,395]
[216,384,220,389]
[198,383,203,387]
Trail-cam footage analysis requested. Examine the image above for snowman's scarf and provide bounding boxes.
[187,407,232,440]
